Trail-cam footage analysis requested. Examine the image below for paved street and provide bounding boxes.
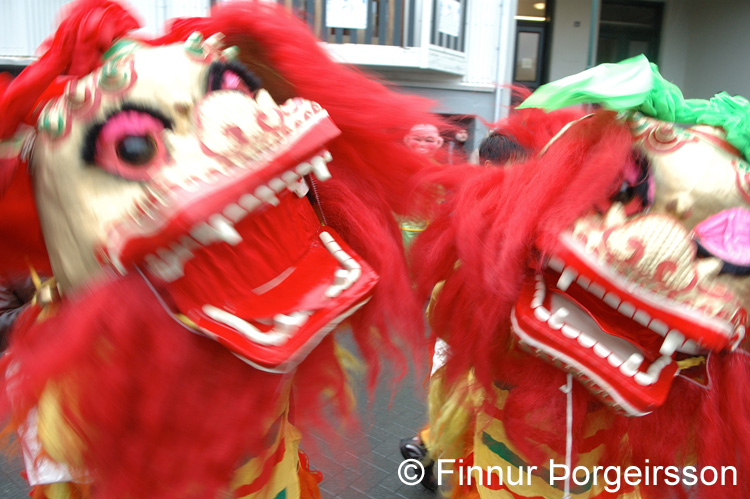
[0,331,435,498]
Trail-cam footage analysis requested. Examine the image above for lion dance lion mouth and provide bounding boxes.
[103,88,377,372]
[512,115,749,416]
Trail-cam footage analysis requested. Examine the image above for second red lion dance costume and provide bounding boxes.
[410,57,750,498]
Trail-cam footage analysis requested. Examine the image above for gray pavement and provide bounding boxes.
[0,331,435,498]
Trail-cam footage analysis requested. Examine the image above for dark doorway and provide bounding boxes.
[513,0,554,91]
[596,0,663,65]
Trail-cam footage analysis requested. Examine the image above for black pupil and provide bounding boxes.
[116,136,155,165]
[613,182,636,203]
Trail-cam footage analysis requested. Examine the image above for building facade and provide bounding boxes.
[2,0,749,151]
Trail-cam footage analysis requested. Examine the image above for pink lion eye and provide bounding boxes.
[207,61,261,97]
[220,70,253,95]
[94,110,169,181]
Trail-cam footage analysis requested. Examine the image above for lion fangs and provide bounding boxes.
[636,355,672,386]
[203,305,288,346]
[311,156,331,181]
[659,330,685,356]
[273,311,310,334]
[333,269,350,287]
[556,268,577,292]
[620,353,644,377]
[290,178,309,198]
[209,214,242,245]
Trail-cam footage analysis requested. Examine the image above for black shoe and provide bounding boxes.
[399,437,438,492]
[399,437,428,461]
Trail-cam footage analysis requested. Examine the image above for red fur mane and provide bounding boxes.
[1,1,436,496]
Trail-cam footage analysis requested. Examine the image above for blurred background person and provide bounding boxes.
[404,123,444,159]
[477,130,529,167]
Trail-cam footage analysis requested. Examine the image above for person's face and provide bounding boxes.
[455,129,469,143]
[404,124,443,156]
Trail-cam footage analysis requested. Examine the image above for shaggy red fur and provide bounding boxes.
[0,0,436,496]
[410,108,750,498]
[4,274,300,498]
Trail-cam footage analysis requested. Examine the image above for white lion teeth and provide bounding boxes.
[531,294,543,309]
[273,311,311,334]
[648,319,669,336]
[732,325,746,351]
[561,324,580,339]
[659,330,685,356]
[547,257,565,272]
[634,371,654,386]
[635,356,673,386]
[577,333,596,348]
[311,156,331,181]
[146,253,183,281]
[648,355,672,374]
[633,309,651,326]
[603,292,620,309]
[319,231,362,298]
[203,305,288,346]
[283,170,309,197]
[588,282,606,299]
[296,162,312,176]
[268,177,287,193]
[535,258,702,386]
[239,193,262,211]
[209,214,242,245]
[333,268,350,287]
[289,178,309,198]
[547,308,569,330]
[141,152,337,285]
[254,185,280,206]
[607,353,624,368]
[576,275,591,290]
[180,235,199,251]
[620,353,644,377]
[593,343,611,358]
[534,307,551,322]
[617,301,635,319]
[191,222,219,245]
[556,268,577,292]
[223,203,247,223]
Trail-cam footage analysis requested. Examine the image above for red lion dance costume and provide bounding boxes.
[0,1,435,497]
[411,57,750,498]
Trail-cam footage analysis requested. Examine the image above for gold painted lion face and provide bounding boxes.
[512,113,750,416]
[30,34,377,372]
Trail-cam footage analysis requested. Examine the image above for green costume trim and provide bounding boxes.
[481,431,594,493]
[519,55,750,161]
